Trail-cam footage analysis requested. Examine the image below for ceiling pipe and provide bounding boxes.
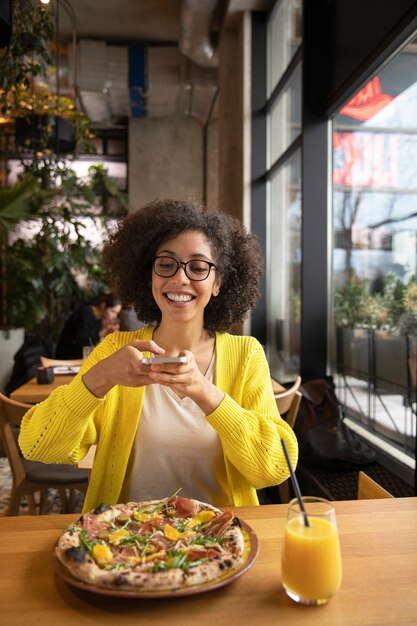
[179,0,219,68]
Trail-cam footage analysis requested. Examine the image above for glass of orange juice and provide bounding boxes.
[281,496,342,605]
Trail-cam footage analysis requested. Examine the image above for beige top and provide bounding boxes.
[120,353,232,506]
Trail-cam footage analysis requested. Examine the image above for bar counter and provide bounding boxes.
[0,498,416,626]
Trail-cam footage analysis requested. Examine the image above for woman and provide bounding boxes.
[19,199,298,512]
[55,293,122,359]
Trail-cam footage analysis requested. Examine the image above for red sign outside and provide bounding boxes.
[340,76,393,121]
[335,76,399,188]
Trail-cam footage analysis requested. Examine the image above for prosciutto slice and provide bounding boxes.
[168,496,199,518]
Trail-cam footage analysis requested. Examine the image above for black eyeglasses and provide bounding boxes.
[153,256,217,281]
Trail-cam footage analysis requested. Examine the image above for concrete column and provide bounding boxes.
[218,12,252,227]
[128,116,204,208]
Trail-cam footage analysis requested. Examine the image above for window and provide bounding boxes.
[265,0,303,382]
[269,63,301,165]
[267,151,301,378]
[268,0,302,95]
[332,36,417,465]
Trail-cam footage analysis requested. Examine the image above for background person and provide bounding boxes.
[20,199,298,512]
[55,293,121,359]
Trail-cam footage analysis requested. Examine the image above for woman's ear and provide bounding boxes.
[212,278,222,297]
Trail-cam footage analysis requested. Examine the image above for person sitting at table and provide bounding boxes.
[19,199,298,513]
[55,293,122,359]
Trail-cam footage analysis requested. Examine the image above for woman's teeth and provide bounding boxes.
[166,293,193,302]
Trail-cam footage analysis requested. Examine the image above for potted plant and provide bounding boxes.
[4,159,128,349]
[398,281,417,393]
[371,275,408,394]
[334,273,417,397]
[0,174,44,390]
[334,278,373,381]
[8,85,95,156]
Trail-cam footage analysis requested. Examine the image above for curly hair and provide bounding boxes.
[102,198,263,333]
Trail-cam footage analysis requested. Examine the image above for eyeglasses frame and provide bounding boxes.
[153,256,218,282]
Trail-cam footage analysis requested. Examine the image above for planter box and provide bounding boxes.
[336,327,371,381]
[373,330,408,394]
[408,336,417,398]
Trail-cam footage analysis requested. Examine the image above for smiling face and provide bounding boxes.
[152,230,221,327]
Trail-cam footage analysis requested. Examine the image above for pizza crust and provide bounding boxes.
[55,496,245,592]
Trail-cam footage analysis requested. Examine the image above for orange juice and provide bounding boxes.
[282,514,342,604]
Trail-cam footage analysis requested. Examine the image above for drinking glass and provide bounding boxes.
[281,496,342,605]
[82,345,93,360]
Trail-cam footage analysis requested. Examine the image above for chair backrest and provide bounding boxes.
[272,376,302,429]
[0,392,32,485]
[357,471,394,499]
[40,357,83,368]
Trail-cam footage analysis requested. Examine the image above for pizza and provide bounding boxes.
[55,495,246,592]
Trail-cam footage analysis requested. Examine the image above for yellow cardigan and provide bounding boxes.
[19,326,298,512]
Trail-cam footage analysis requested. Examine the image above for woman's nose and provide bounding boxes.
[171,265,190,282]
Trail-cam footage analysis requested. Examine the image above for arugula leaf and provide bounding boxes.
[65,523,81,533]
[79,530,95,553]
[190,535,220,546]
[119,535,151,547]
[186,558,207,570]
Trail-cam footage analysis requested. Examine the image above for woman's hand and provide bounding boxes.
[146,351,224,415]
[82,340,165,398]
[99,320,120,340]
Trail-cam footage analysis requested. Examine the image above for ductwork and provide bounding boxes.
[179,0,219,68]
[70,40,217,125]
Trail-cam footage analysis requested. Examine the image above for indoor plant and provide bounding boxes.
[0,173,44,391]
[0,0,94,156]
[0,0,127,369]
[0,0,53,102]
[4,160,128,348]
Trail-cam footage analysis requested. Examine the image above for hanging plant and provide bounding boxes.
[7,84,96,155]
[0,0,95,155]
[0,0,54,108]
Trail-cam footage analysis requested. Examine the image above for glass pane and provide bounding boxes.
[268,0,303,95]
[267,150,301,381]
[332,36,417,461]
[269,63,301,165]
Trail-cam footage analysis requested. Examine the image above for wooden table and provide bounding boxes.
[0,498,416,626]
[10,375,75,404]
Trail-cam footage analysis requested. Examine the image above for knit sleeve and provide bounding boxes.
[19,328,148,465]
[206,338,298,489]
[18,373,103,465]
[18,333,124,464]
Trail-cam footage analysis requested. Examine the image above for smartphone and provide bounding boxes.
[141,356,187,364]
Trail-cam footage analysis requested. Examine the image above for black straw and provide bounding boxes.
[281,438,310,527]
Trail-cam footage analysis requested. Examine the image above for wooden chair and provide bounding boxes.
[0,392,88,515]
[357,470,394,499]
[272,376,302,503]
[40,357,83,368]
[272,376,302,429]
